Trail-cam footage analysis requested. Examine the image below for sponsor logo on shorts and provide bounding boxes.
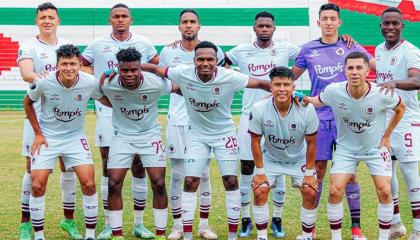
[248,61,277,77]
[185,158,195,163]
[53,107,82,122]
[342,117,372,133]
[50,94,60,101]
[188,98,220,112]
[31,157,37,165]
[314,62,344,80]
[365,105,375,115]
[268,134,296,150]
[168,144,175,153]
[120,107,149,121]
[212,86,222,95]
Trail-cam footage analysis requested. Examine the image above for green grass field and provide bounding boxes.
[0,111,418,239]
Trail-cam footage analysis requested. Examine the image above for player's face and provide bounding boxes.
[35,9,60,35]
[194,48,218,75]
[380,12,404,44]
[317,10,341,36]
[270,77,295,103]
[345,58,369,87]
[109,7,132,33]
[179,12,200,41]
[254,17,275,42]
[119,61,141,89]
[57,56,80,83]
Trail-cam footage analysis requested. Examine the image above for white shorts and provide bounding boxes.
[264,153,307,188]
[391,123,420,162]
[31,135,93,170]
[331,149,392,177]
[108,137,166,169]
[184,131,238,177]
[21,119,34,157]
[95,116,113,147]
[238,112,264,161]
[166,125,188,159]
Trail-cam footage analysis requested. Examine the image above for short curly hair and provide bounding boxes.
[116,47,142,63]
[56,44,80,62]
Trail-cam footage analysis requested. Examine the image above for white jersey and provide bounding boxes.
[27,71,102,138]
[319,81,401,154]
[248,97,319,162]
[167,64,250,139]
[82,33,158,117]
[226,41,299,113]
[100,72,172,143]
[17,36,72,115]
[375,40,420,127]
[159,42,225,126]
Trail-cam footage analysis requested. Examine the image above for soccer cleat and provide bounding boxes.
[60,218,83,240]
[167,224,183,240]
[271,217,286,238]
[198,224,218,239]
[133,224,155,239]
[389,222,407,240]
[19,222,32,240]
[351,226,366,240]
[408,231,420,240]
[239,218,253,237]
[97,224,112,239]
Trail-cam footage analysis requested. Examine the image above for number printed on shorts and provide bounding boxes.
[380,149,391,163]
[404,133,413,147]
[223,136,237,149]
[151,140,164,154]
[80,138,90,151]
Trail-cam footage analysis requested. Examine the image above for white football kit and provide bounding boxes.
[27,71,102,170]
[99,72,172,169]
[319,81,401,176]
[159,42,225,159]
[226,41,300,160]
[17,36,72,157]
[166,64,250,177]
[376,40,420,162]
[248,97,318,187]
[81,33,158,147]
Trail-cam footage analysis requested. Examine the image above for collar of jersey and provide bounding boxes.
[55,71,79,89]
[36,35,58,46]
[384,39,405,51]
[253,41,275,50]
[345,81,371,101]
[272,97,293,119]
[194,67,217,84]
[110,32,132,42]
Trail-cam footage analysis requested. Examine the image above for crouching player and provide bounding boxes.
[23,44,111,240]
[249,66,319,240]
[304,52,406,240]
[99,47,178,239]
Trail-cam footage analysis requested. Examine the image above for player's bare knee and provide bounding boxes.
[377,185,392,203]
[151,177,166,195]
[329,184,344,201]
[301,187,317,206]
[348,174,357,183]
[201,169,210,182]
[31,182,46,197]
[108,178,123,195]
[222,175,239,191]
[80,180,96,195]
[184,176,200,191]
[172,171,183,182]
[253,187,269,205]
[241,160,255,175]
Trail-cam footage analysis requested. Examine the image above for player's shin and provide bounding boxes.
[239,173,253,219]
[378,203,393,240]
[328,202,343,240]
[226,189,241,239]
[101,176,109,224]
[199,166,212,226]
[21,172,32,222]
[400,161,420,231]
[253,203,269,239]
[181,191,197,239]
[83,193,98,238]
[61,172,76,220]
[345,182,361,227]
[153,208,168,236]
[30,195,45,239]
[169,159,183,225]
[132,176,147,226]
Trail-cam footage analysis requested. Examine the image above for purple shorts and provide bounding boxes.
[316,119,337,161]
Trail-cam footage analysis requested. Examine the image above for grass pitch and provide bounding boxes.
[0,111,417,239]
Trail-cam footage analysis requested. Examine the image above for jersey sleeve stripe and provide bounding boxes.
[318,95,324,104]
[164,67,169,78]
[247,130,262,137]
[80,56,92,66]
[305,131,318,136]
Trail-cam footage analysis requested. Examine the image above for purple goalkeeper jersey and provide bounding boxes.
[295,38,371,120]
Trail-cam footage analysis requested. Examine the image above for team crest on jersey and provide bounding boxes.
[390,56,398,65]
[114,95,123,101]
[168,144,175,153]
[264,120,274,127]
[310,50,319,57]
[365,105,375,115]
[31,157,37,165]
[289,122,298,130]
[102,46,113,53]
[50,94,60,101]
[39,52,49,59]
[212,86,222,95]
[336,48,345,56]
[29,82,37,90]
[75,93,83,101]
[269,48,278,56]
[140,94,149,101]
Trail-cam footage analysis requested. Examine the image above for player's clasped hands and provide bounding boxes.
[302,175,319,192]
[31,134,48,156]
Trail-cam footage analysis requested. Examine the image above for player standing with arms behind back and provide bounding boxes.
[375,7,420,240]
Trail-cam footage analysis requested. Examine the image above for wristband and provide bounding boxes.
[304,168,315,176]
[255,167,265,175]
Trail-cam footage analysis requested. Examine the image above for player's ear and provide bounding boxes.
[130,17,134,24]
[317,20,321,28]
[338,18,342,27]
[273,26,276,33]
